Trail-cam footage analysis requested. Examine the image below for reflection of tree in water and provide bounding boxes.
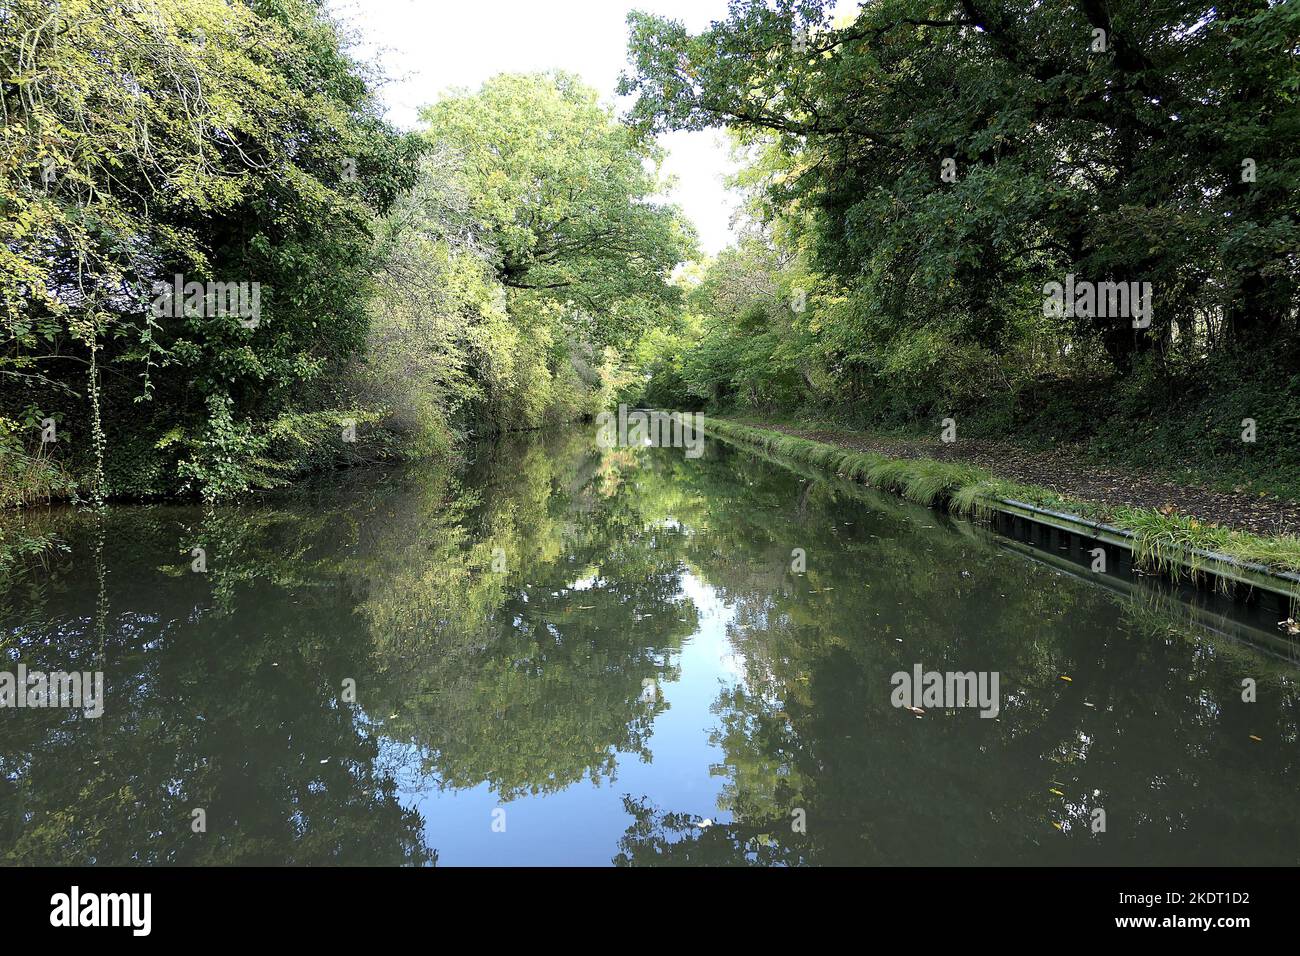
[614,796,809,867]
[0,428,706,860]
[0,505,435,864]
[356,430,697,799]
[615,444,1300,866]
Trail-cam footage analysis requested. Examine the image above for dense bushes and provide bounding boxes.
[1,3,689,515]
[2,0,424,502]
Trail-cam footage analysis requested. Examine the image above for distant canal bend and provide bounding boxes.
[2,427,1297,865]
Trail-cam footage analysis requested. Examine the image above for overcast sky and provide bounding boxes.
[328,0,747,256]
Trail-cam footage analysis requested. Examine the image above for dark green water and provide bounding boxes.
[1,429,1297,865]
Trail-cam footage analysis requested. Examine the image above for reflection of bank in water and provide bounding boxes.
[988,507,1298,662]
[707,429,1294,660]
[704,421,1299,660]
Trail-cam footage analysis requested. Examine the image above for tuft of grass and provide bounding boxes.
[1113,507,1300,578]
[950,478,1007,519]
[0,447,77,510]
[0,445,77,587]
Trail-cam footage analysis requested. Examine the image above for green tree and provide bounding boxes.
[621,0,1300,373]
[1,0,421,502]
[421,72,697,348]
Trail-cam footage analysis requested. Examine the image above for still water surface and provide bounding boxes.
[2,429,1297,865]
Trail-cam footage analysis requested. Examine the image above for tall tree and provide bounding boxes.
[421,72,697,347]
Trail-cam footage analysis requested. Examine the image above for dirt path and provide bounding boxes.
[733,419,1300,538]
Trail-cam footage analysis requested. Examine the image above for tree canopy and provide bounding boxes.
[622,0,1299,361]
[616,0,1300,480]
[421,71,695,346]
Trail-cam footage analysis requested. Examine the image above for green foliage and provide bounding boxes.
[348,71,697,440]
[624,0,1300,352]
[420,72,696,349]
[2,15,693,510]
[2,0,422,502]
[619,0,1300,488]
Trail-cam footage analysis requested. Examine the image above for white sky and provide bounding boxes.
[328,0,746,256]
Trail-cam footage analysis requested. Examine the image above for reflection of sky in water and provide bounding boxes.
[396,571,741,866]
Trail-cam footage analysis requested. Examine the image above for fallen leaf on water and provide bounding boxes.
[1059,675,1073,682]
[905,705,925,716]
[1083,701,1095,708]
[1052,821,1063,831]
[1249,735,1262,742]
[1049,788,1065,797]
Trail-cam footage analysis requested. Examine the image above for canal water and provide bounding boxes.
[1,428,1296,865]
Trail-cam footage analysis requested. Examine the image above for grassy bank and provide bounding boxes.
[701,417,1300,583]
